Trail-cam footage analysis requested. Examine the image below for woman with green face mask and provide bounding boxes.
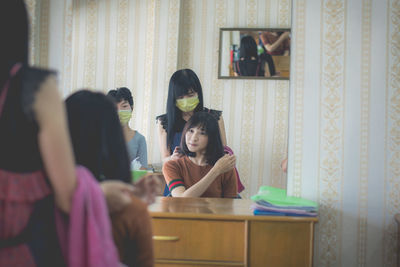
[108,87,148,169]
[156,69,230,196]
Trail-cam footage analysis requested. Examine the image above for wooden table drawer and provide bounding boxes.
[249,221,313,267]
[152,218,245,263]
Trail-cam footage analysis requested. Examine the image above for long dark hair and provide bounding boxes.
[180,112,224,165]
[166,69,204,147]
[65,90,131,182]
[0,0,29,91]
[239,35,258,60]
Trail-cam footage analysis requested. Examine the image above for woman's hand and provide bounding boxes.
[213,154,236,175]
[100,180,135,213]
[101,175,163,213]
[281,158,288,173]
[170,146,183,161]
[282,31,290,39]
[132,174,164,205]
[162,146,183,163]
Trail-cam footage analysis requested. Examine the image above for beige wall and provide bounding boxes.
[27,0,399,266]
[288,0,399,266]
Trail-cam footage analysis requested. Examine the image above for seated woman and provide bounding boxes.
[162,112,237,198]
[107,87,148,169]
[65,89,157,267]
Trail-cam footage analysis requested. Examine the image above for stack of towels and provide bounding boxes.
[251,186,318,217]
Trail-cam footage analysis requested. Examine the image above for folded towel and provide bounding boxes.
[55,166,120,267]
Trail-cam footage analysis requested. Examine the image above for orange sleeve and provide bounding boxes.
[162,160,185,192]
[221,169,238,198]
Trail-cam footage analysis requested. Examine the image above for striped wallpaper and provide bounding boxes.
[27,0,399,266]
[288,0,399,266]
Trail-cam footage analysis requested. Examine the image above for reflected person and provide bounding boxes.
[234,35,265,77]
[259,31,290,56]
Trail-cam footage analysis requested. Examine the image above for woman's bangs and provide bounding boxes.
[174,79,193,98]
[187,120,207,134]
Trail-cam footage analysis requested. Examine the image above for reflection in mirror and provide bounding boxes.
[218,28,291,80]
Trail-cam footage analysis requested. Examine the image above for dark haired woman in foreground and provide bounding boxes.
[66,90,157,267]
[162,112,237,198]
[0,1,76,265]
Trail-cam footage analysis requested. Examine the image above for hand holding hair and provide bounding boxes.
[213,154,236,175]
[100,180,135,213]
[282,31,290,39]
[170,146,183,161]
[132,174,164,205]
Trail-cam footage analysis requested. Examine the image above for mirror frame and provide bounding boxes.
[218,27,291,80]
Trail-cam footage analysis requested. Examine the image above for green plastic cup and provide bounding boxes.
[131,170,148,182]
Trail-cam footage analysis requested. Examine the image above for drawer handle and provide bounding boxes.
[153,235,180,241]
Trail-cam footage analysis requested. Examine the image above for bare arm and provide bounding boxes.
[156,119,182,163]
[281,157,288,173]
[100,174,163,213]
[218,115,227,146]
[34,76,76,213]
[262,32,290,53]
[264,62,271,77]
[170,155,236,197]
[156,120,171,163]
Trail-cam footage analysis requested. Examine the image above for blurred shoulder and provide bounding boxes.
[135,131,146,141]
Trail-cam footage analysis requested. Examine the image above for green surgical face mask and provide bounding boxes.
[118,110,132,125]
[176,96,200,112]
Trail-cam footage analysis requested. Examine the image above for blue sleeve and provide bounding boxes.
[138,135,148,168]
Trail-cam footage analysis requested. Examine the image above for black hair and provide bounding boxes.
[239,35,258,60]
[0,0,29,91]
[107,87,134,109]
[180,112,224,165]
[65,89,131,183]
[166,69,204,147]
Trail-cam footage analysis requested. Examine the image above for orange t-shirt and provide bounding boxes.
[162,156,238,198]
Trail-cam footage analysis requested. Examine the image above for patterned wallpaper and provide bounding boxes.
[288,0,399,266]
[26,0,399,266]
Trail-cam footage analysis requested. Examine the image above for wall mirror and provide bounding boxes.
[218,28,291,80]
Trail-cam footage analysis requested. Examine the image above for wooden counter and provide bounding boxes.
[148,197,318,267]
